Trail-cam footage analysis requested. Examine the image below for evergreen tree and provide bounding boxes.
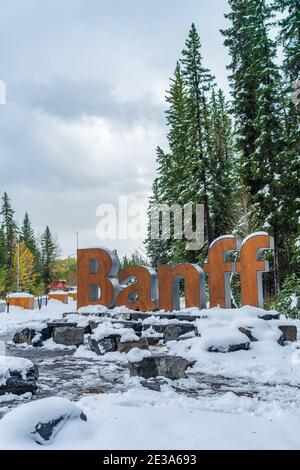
[181,23,215,246]
[40,226,59,291]
[274,0,300,278]
[21,212,37,255]
[0,192,18,291]
[208,89,235,238]
[145,178,171,267]
[274,0,300,82]
[222,0,287,290]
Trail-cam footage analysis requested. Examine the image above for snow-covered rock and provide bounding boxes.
[201,328,250,353]
[0,356,38,395]
[129,354,194,379]
[0,397,87,445]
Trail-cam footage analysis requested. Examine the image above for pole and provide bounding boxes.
[16,234,20,291]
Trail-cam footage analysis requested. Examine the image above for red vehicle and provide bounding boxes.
[48,280,69,292]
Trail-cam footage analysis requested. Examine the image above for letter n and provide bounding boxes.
[157,264,206,312]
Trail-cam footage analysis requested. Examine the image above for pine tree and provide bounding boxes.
[274,0,300,278]
[181,23,215,246]
[208,89,235,238]
[145,178,170,267]
[21,212,37,255]
[40,226,59,290]
[0,192,18,291]
[222,0,287,290]
[274,0,300,82]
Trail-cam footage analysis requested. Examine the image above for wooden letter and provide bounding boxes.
[236,233,274,307]
[77,247,120,309]
[157,264,206,312]
[204,235,238,308]
[117,266,158,311]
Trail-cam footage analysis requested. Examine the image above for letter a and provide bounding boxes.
[77,247,120,309]
[117,266,158,311]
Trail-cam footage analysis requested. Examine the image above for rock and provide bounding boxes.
[88,334,121,355]
[62,312,78,318]
[279,325,297,343]
[13,325,51,347]
[163,323,197,342]
[143,336,162,346]
[111,320,142,335]
[141,379,161,392]
[117,337,148,354]
[129,355,194,379]
[239,327,258,342]
[142,323,170,334]
[47,321,78,330]
[0,397,87,445]
[0,357,38,396]
[207,341,250,353]
[52,327,84,347]
[89,320,102,331]
[258,313,280,321]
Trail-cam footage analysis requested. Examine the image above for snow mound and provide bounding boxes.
[0,397,87,446]
[201,328,250,352]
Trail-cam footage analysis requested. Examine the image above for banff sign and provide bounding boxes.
[77,232,274,311]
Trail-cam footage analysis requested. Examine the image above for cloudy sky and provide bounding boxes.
[0,0,229,259]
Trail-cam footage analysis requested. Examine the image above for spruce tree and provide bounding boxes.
[145,178,170,267]
[0,192,18,291]
[274,0,300,278]
[181,23,215,246]
[41,226,59,291]
[208,89,235,238]
[21,212,37,255]
[222,0,286,290]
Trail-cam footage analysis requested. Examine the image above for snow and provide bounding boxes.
[0,299,76,336]
[199,327,249,352]
[7,293,34,299]
[1,387,300,449]
[0,356,34,386]
[0,397,85,446]
[127,348,152,362]
[92,321,137,343]
[1,301,300,449]
[48,290,68,295]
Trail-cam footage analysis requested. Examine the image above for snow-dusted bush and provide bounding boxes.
[276,275,300,319]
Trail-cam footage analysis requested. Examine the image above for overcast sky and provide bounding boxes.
[0,0,230,259]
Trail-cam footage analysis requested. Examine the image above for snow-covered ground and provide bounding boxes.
[1,301,300,449]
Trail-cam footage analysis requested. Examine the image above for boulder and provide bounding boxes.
[88,334,121,355]
[129,355,194,379]
[52,327,84,347]
[13,325,51,347]
[0,357,38,396]
[163,323,197,342]
[238,327,258,342]
[117,337,148,354]
[278,325,297,343]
